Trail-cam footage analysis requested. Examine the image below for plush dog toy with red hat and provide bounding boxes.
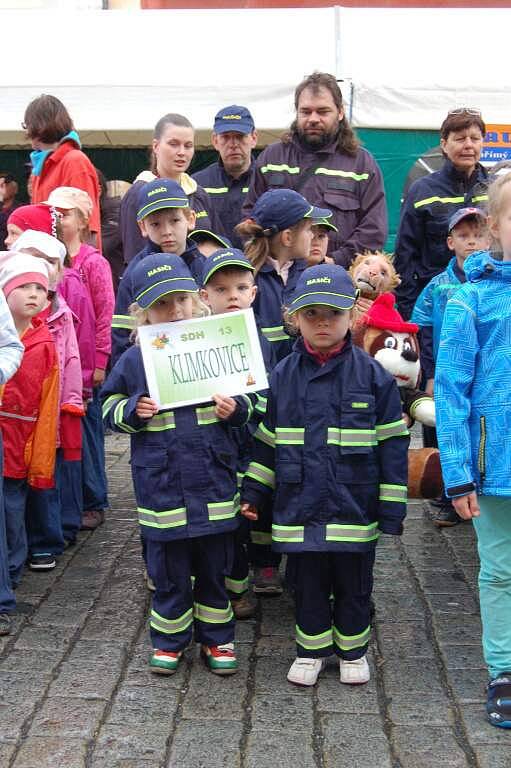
[352,292,442,498]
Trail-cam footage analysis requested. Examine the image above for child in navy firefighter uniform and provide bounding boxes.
[236,189,332,363]
[111,178,206,367]
[241,264,409,686]
[102,253,251,676]
[200,248,275,616]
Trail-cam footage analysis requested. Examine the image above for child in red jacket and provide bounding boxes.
[0,253,59,587]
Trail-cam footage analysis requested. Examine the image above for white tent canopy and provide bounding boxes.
[1,6,510,147]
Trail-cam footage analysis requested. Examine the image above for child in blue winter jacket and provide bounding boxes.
[102,253,251,676]
[412,206,489,527]
[241,263,409,687]
[435,172,511,729]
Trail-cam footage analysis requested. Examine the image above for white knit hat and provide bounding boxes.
[0,252,49,296]
[11,229,67,265]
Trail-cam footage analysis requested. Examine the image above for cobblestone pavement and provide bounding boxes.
[0,433,510,768]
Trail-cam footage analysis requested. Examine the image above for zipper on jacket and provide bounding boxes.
[477,416,486,482]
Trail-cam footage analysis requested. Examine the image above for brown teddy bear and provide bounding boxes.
[349,251,401,327]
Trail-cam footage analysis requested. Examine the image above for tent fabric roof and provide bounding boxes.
[1,6,510,147]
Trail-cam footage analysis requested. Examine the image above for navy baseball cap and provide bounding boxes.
[132,253,198,309]
[214,105,255,135]
[201,248,254,286]
[189,229,232,249]
[137,178,189,222]
[288,263,357,315]
[312,217,338,232]
[448,206,486,233]
[252,189,332,234]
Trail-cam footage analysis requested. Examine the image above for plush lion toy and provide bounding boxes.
[349,251,401,327]
[352,293,443,499]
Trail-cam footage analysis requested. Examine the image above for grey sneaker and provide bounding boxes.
[252,566,283,595]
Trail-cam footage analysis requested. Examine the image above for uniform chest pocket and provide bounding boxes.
[323,191,360,214]
[332,395,377,457]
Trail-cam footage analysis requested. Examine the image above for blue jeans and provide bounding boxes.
[82,389,108,512]
[4,478,28,587]
[473,496,511,678]
[0,432,15,613]
[26,450,81,555]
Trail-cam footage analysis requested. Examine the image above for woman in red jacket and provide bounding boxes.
[23,94,101,248]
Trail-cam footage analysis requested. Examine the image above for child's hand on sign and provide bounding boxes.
[136,396,159,420]
[240,502,259,521]
[212,394,237,420]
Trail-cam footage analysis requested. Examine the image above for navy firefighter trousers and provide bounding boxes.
[294,550,375,660]
[146,532,235,652]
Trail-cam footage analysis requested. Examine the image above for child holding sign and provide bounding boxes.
[241,264,409,687]
[102,253,251,676]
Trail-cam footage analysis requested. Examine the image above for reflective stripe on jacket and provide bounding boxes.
[242,335,409,553]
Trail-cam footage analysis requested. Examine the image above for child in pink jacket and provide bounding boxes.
[11,229,84,565]
[46,187,114,531]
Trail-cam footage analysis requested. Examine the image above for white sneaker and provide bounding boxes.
[339,655,370,685]
[287,657,325,686]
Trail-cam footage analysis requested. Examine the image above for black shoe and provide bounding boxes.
[429,503,460,528]
[486,674,511,728]
[0,613,11,635]
[28,554,57,571]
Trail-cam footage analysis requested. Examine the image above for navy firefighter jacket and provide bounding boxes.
[242,335,409,554]
[110,240,206,367]
[101,345,250,542]
[193,158,256,249]
[253,258,308,362]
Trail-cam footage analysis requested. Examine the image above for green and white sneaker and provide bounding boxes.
[201,642,237,675]
[149,649,182,675]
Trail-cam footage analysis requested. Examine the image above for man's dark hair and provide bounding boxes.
[286,72,360,156]
[23,94,74,144]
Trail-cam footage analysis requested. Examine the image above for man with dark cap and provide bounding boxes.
[193,106,257,248]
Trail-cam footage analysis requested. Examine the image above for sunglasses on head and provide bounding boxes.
[448,108,482,117]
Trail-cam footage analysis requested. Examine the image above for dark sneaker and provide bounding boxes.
[487,674,511,728]
[149,649,182,675]
[28,554,56,571]
[253,566,283,595]
[201,643,237,675]
[231,590,257,619]
[0,613,11,636]
[429,503,461,528]
[81,510,105,530]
